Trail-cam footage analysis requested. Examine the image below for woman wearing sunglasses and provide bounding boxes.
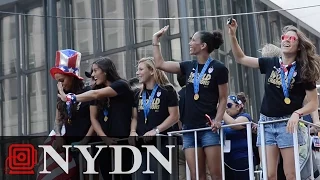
[222,93,253,180]
[228,19,320,179]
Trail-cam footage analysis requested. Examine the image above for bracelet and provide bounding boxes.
[66,93,77,104]
[294,111,303,118]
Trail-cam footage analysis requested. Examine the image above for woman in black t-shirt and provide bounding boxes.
[50,49,94,180]
[228,19,320,179]
[152,26,229,180]
[129,57,179,180]
[57,57,134,180]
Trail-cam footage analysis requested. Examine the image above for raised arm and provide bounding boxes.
[228,19,259,68]
[152,25,181,74]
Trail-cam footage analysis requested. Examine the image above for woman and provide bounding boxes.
[129,57,179,180]
[58,57,134,180]
[152,25,228,180]
[50,49,94,180]
[228,19,320,179]
[223,92,253,180]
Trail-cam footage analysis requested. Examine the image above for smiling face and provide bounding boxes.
[91,63,107,85]
[136,62,153,84]
[189,32,206,55]
[54,73,74,91]
[281,31,299,55]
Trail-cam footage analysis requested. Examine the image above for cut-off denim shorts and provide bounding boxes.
[256,114,305,149]
[182,124,220,150]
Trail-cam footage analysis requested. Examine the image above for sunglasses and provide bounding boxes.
[227,103,233,109]
[281,35,297,42]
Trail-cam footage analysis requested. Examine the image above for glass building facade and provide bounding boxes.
[0,0,320,136]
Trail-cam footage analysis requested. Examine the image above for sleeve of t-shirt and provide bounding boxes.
[90,100,98,106]
[303,81,316,91]
[133,90,140,108]
[110,80,129,96]
[166,86,179,107]
[217,65,229,85]
[179,60,193,75]
[239,113,253,122]
[258,57,275,74]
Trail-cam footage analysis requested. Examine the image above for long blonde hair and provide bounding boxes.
[282,25,320,83]
[138,57,173,92]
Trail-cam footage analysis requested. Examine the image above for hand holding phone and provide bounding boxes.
[205,114,213,126]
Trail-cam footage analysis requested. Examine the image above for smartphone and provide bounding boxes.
[205,114,213,126]
[227,17,233,25]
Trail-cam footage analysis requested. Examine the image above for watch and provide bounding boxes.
[153,128,160,134]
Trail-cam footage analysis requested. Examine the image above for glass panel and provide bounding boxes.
[187,0,195,37]
[134,0,159,43]
[1,16,16,75]
[171,38,181,61]
[27,71,47,134]
[204,0,214,32]
[80,51,128,82]
[259,15,268,47]
[27,7,45,69]
[271,22,280,47]
[168,0,179,34]
[103,0,125,50]
[73,0,93,55]
[2,78,19,136]
[57,1,63,50]
[136,45,153,61]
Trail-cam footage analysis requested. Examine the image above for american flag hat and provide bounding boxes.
[49,49,83,80]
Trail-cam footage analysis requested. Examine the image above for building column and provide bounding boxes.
[46,0,58,132]
[178,0,191,61]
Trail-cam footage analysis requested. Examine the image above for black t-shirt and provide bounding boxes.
[180,60,229,127]
[92,79,134,137]
[64,86,92,144]
[178,87,186,123]
[133,85,178,136]
[259,57,316,117]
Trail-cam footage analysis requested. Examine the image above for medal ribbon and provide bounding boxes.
[103,109,108,117]
[193,58,212,95]
[279,59,296,101]
[142,84,159,123]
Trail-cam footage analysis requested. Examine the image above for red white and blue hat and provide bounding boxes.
[50,49,83,80]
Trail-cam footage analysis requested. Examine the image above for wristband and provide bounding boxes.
[294,111,303,118]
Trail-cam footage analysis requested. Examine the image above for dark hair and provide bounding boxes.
[92,57,129,112]
[198,30,224,53]
[93,57,121,82]
[129,77,139,87]
[177,73,186,87]
[237,92,247,112]
[57,77,84,123]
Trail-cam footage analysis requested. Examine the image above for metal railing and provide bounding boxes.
[77,119,320,180]
[259,118,320,180]
[167,122,256,180]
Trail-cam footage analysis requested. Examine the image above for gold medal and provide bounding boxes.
[194,94,199,100]
[284,97,291,105]
[67,119,72,124]
[104,116,108,122]
[145,118,147,124]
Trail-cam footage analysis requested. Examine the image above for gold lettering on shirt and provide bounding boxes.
[187,72,211,86]
[267,70,295,89]
[138,98,161,112]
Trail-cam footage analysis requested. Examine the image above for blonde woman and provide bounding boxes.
[129,57,179,180]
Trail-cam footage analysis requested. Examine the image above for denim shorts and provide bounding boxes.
[182,124,220,150]
[256,114,305,149]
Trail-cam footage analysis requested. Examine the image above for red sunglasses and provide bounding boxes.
[281,35,297,42]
